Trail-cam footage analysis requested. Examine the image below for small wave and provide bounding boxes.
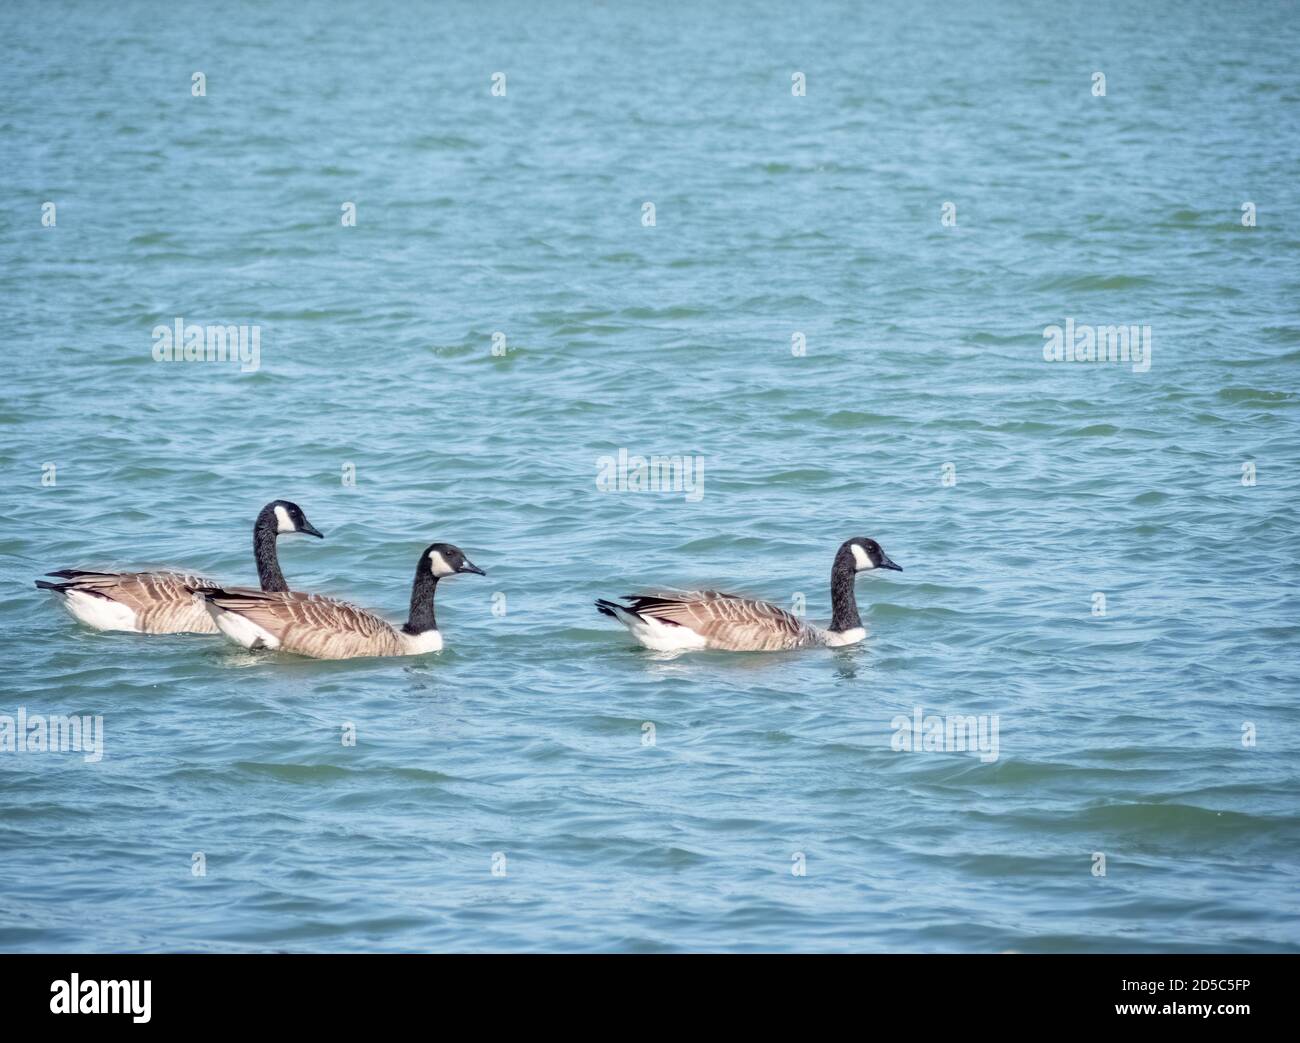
[234,761,353,782]
[1035,273,1158,292]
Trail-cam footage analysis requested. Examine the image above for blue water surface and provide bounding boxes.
[1,0,1298,951]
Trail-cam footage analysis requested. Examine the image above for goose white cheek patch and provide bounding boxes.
[851,544,874,570]
[429,551,454,577]
[274,505,294,533]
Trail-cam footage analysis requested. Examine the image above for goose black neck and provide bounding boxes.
[829,549,861,633]
[253,507,287,592]
[402,566,439,635]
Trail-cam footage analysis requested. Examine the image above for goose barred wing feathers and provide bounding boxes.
[617,590,821,651]
[201,588,406,658]
[38,570,217,633]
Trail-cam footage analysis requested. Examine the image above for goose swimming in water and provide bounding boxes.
[34,500,324,634]
[198,542,485,659]
[596,537,902,652]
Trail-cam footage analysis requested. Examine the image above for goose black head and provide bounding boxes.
[268,500,324,539]
[423,543,485,579]
[844,537,901,573]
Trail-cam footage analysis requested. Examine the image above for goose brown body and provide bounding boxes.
[612,591,825,651]
[201,588,410,658]
[41,569,218,634]
[596,537,902,653]
[34,500,323,634]
[201,542,485,660]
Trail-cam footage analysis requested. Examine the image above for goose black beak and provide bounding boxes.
[459,560,485,576]
[880,556,902,571]
[300,522,325,539]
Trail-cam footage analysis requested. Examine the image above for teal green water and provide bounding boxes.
[2,0,1299,952]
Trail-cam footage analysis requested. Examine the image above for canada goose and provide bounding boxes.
[199,542,485,659]
[34,500,324,634]
[595,537,902,652]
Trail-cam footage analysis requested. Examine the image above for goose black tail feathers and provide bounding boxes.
[595,598,637,620]
[37,568,114,589]
[194,586,274,603]
[34,578,114,600]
